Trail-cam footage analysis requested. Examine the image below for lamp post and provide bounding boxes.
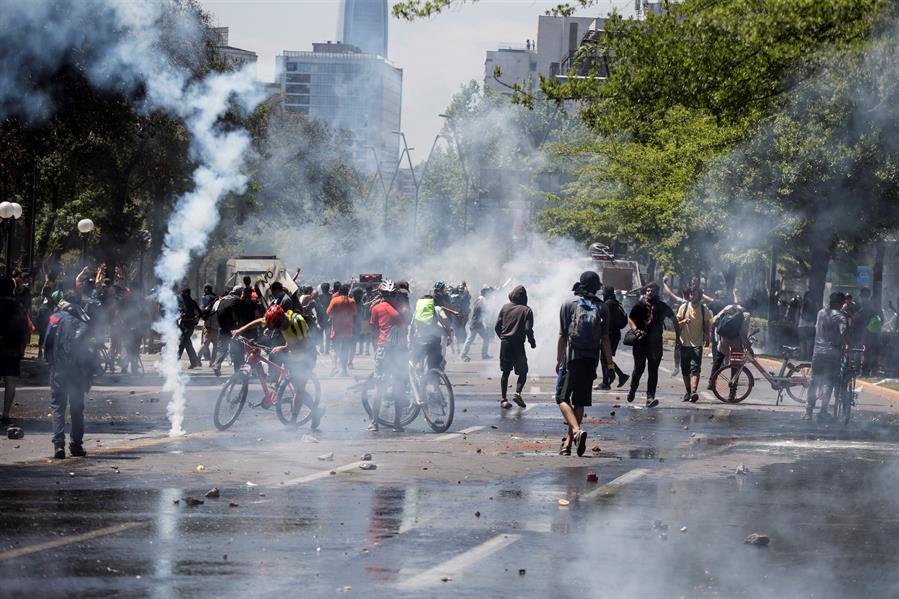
[416,134,449,239]
[382,132,415,229]
[0,201,23,276]
[77,218,94,268]
[438,113,471,233]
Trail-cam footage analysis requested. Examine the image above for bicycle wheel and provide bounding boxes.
[784,363,811,404]
[362,378,419,427]
[420,369,454,433]
[711,365,754,403]
[275,379,299,426]
[294,373,322,427]
[214,374,249,430]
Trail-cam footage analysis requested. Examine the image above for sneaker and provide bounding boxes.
[626,390,636,403]
[681,392,692,402]
[646,396,659,408]
[690,393,700,403]
[461,355,471,363]
[573,429,588,457]
[53,446,65,459]
[499,399,513,409]
[213,366,221,377]
[559,437,572,456]
[598,384,612,390]
[512,393,527,408]
[69,445,87,458]
[617,373,630,388]
[367,421,379,431]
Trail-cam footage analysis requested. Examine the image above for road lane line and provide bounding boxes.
[396,534,520,590]
[0,521,146,561]
[435,425,484,442]
[701,391,716,402]
[283,461,366,486]
[581,468,649,500]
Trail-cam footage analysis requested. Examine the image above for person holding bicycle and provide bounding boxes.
[231,304,323,429]
[805,292,849,422]
[368,280,409,432]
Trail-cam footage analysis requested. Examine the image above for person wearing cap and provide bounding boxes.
[556,271,614,456]
[0,276,30,426]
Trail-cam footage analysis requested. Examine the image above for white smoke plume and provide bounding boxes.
[0,0,261,435]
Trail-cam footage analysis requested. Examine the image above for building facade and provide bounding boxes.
[338,0,389,58]
[276,42,402,167]
[484,42,538,96]
[211,27,258,75]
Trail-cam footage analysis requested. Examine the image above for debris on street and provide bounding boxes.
[586,472,599,482]
[7,426,24,439]
[736,464,750,475]
[359,463,377,471]
[317,452,334,461]
[360,453,372,461]
[183,496,204,507]
[205,488,220,499]
[745,533,770,546]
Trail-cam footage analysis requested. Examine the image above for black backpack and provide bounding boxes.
[716,307,744,340]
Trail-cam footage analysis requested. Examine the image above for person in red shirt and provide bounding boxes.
[368,280,409,432]
[327,284,356,376]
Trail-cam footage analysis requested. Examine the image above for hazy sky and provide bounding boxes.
[199,0,631,162]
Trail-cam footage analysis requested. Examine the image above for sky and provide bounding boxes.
[199,0,631,163]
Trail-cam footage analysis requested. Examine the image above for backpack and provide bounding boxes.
[716,307,744,340]
[867,314,883,334]
[567,298,604,350]
[414,298,436,329]
[608,300,628,331]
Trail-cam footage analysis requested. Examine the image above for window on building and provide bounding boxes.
[286,74,311,83]
[286,84,310,94]
[286,62,297,72]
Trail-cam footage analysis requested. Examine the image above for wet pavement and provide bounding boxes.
[2,348,899,598]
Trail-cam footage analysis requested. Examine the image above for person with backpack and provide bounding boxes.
[461,286,494,362]
[494,285,535,409]
[675,286,713,403]
[409,292,454,373]
[710,297,756,400]
[626,282,678,407]
[600,286,629,389]
[0,276,30,426]
[44,291,96,459]
[556,271,614,456]
[368,281,409,432]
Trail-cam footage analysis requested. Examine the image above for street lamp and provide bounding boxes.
[77,218,94,268]
[438,113,472,233]
[382,131,417,230]
[0,201,23,276]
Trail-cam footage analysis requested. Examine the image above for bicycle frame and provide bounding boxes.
[235,336,290,404]
[723,343,809,404]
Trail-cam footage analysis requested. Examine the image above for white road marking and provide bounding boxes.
[283,461,366,486]
[396,534,521,590]
[581,468,649,500]
[435,425,485,442]
[659,366,671,374]
[701,391,716,402]
[0,522,146,561]
[740,439,899,453]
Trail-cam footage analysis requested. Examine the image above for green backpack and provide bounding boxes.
[414,298,436,330]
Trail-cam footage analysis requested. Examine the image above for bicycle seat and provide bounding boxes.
[780,345,799,355]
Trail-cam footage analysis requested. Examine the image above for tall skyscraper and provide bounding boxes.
[338,0,389,58]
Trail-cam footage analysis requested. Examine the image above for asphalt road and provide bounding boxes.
[2,345,899,598]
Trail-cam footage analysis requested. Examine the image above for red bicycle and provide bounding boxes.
[213,335,320,430]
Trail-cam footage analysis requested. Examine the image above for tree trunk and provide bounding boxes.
[807,236,832,309]
[872,239,885,312]
[768,245,778,320]
[723,263,737,293]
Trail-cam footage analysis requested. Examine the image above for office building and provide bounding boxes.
[484,41,538,96]
[276,42,402,167]
[211,27,258,75]
[338,0,389,57]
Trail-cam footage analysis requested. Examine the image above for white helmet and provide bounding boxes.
[378,280,396,294]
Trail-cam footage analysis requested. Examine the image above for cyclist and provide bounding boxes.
[410,292,454,373]
[231,304,322,429]
[368,280,409,432]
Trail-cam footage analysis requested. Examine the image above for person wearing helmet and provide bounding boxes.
[231,303,323,429]
[368,280,409,432]
[433,281,450,308]
[462,286,494,362]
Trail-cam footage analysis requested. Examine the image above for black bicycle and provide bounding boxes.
[832,347,864,426]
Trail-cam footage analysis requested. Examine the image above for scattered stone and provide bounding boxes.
[205,488,220,499]
[246,481,257,487]
[359,463,377,471]
[680,526,688,533]
[610,411,616,417]
[476,448,482,454]
[440,576,452,583]
[558,499,570,507]
[183,496,204,507]
[360,453,372,461]
[301,434,319,443]
[173,499,180,505]
[518,569,526,576]
[129,390,135,395]
[195,464,205,472]
[259,493,266,497]
[651,520,669,531]
[745,533,770,546]
[337,586,352,593]
[475,511,481,518]
[223,554,227,560]
[229,501,239,508]
[7,427,24,440]
[586,472,599,483]
[735,464,750,475]
[317,453,334,461]
[613,404,621,408]
[330,471,337,475]
[490,425,498,429]
[591,445,602,453]
[68,472,75,477]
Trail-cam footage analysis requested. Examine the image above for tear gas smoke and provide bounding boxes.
[0,0,261,436]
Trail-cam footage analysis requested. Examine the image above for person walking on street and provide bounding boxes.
[212,286,245,376]
[805,292,849,422]
[676,287,712,403]
[177,288,201,369]
[627,283,678,408]
[327,284,356,376]
[494,285,535,409]
[0,276,30,426]
[556,271,614,456]
[461,286,494,362]
[709,296,756,399]
[317,282,332,354]
[44,293,96,459]
[198,284,219,365]
[600,286,629,389]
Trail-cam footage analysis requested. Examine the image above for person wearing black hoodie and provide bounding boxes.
[494,285,535,409]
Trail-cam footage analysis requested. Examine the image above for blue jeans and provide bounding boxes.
[50,377,85,448]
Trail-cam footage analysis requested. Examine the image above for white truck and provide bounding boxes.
[224,256,298,305]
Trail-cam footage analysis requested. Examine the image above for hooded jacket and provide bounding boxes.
[494,286,535,345]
